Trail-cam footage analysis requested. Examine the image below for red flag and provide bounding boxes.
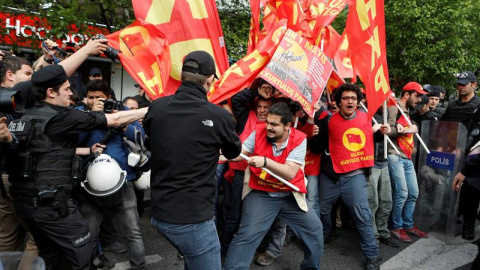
[343,0,391,118]
[334,31,354,79]
[132,0,229,94]
[326,69,345,94]
[347,133,362,144]
[247,0,261,53]
[107,20,171,100]
[207,20,288,104]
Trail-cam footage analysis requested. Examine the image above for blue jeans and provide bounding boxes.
[151,217,221,270]
[387,154,419,230]
[224,190,323,270]
[222,170,244,256]
[78,182,145,269]
[306,174,320,218]
[265,217,287,258]
[319,172,378,259]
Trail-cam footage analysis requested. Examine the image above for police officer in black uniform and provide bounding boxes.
[3,65,147,270]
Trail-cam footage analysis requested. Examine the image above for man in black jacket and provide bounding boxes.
[144,51,241,270]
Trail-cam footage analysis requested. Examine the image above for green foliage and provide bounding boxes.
[217,0,251,62]
[384,0,480,94]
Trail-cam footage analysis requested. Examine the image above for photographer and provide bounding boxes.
[4,65,147,270]
[76,79,146,270]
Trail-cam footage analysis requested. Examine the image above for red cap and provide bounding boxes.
[402,82,427,95]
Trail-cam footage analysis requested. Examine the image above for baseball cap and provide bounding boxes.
[89,67,102,76]
[433,85,446,93]
[403,82,427,95]
[427,90,440,98]
[422,84,433,92]
[456,71,477,85]
[182,51,218,79]
[32,65,68,87]
[415,95,429,111]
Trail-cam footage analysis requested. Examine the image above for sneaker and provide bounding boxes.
[256,252,276,266]
[99,254,115,269]
[103,241,127,253]
[365,257,379,270]
[379,236,400,248]
[405,226,429,238]
[390,228,412,243]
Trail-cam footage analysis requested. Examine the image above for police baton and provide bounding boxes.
[240,153,300,192]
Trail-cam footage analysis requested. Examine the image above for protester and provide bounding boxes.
[223,102,323,270]
[3,65,147,269]
[222,80,274,257]
[387,82,429,243]
[313,83,385,270]
[145,51,241,270]
[368,108,398,248]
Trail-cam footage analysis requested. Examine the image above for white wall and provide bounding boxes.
[110,62,140,101]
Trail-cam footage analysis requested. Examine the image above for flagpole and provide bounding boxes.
[239,153,300,192]
[393,103,430,154]
[383,100,388,160]
[359,102,400,155]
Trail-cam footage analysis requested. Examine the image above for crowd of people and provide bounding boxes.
[0,41,479,270]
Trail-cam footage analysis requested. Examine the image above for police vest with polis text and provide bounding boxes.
[249,124,307,193]
[328,110,374,174]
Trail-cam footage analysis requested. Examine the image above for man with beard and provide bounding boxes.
[224,102,323,270]
[222,81,274,257]
[387,82,429,243]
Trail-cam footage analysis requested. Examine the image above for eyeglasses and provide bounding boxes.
[341,96,358,101]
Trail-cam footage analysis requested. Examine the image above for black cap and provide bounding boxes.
[89,67,102,76]
[457,71,477,85]
[182,51,218,79]
[415,95,430,111]
[32,65,68,87]
[422,84,433,92]
[427,90,440,98]
[433,85,446,93]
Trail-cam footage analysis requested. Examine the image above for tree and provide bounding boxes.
[384,0,480,94]
[217,0,251,62]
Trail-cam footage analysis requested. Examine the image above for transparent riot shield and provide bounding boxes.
[414,120,467,243]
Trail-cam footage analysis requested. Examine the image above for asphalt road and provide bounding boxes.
[105,206,424,270]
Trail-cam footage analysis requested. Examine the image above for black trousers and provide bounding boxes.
[15,199,94,270]
[460,180,480,227]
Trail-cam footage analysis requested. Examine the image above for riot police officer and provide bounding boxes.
[3,65,147,269]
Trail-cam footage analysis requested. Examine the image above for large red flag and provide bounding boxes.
[132,0,229,94]
[207,20,288,104]
[247,0,262,54]
[107,20,170,99]
[343,0,391,118]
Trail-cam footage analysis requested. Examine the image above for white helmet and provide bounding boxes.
[81,154,127,197]
[133,170,151,191]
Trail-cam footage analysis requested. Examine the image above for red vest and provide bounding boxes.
[328,111,374,174]
[249,124,307,193]
[229,110,261,172]
[396,114,414,159]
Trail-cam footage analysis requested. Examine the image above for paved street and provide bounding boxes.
[104,206,478,270]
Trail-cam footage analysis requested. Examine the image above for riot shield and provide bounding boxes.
[414,120,467,243]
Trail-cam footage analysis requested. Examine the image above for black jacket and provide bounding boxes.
[144,81,241,224]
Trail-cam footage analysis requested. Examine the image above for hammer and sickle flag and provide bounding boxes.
[107,20,171,100]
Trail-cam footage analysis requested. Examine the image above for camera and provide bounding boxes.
[102,99,123,113]
[92,34,119,61]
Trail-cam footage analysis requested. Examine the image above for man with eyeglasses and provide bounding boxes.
[312,83,388,270]
[442,71,480,240]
